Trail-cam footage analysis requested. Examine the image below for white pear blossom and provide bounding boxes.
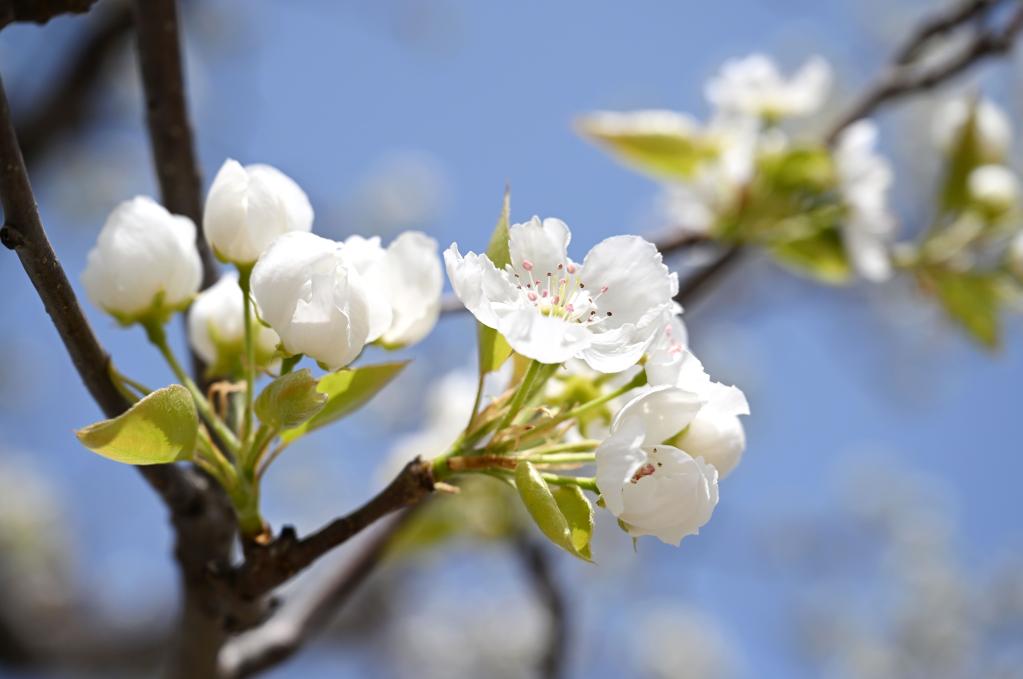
[343,231,443,347]
[445,217,677,373]
[931,96,1012,161]
[834,120,897,282]
[646,315,748,478]
[82,196,202,324]
[250,231,371,370]
[187,272,280,373]
[967,164,1019,215]
[596,386,719,545]
[705,54,832,120]
[204,159,314,265]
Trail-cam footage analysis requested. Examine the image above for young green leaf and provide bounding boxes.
[924,267,1003,349]
[576,116,718,181]
[477,190,514,376]
[254,368,327,429]
[75,385,198,465]
[280,361,408,443]
[514,461,593,561]
[770,228,852,284]
[551,485,594,560]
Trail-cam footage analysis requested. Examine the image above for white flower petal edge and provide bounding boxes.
[188,272,280,369]
[932,96,1012,161]
[445,217,677,373]
[834,120,896,282]
[705,53,832,120]
[596,386,718,546]
[346,232,443,347]
[82,196,202,322]
[646,321,750,478]
[204,159,314,265]
[250,231,371,370]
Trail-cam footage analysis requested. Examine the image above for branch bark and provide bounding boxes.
[515,537,568,679]
[132,0,217,290]
[0,0,98,27]
[14,1,132,167]
[233,458,435,600]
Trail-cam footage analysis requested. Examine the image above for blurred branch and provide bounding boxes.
[221,510,423,678]
[233,458,435,599]
[515,537,569,679]
[14,1,132,167]
[132,0,217,290]
[826,0,1023,143]
[0,0,98,28]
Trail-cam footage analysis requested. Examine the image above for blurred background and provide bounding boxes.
[1,0,1022,677]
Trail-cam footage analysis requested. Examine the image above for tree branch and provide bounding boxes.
[0,0,98,28]
[232,457,435,600]
[131,0,217,290]
[826,0,1023,143]
[14,1,132,167]
[0,71,199,513]
[220,508,423,678]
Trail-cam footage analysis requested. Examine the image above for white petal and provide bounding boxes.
[380,231,443,346]
[343,235,392,342]
[594,422,648,517]
[497,307,591,365]
[678,410,746,479]
[443,244,521,329]
[508,216,571,279]
[612,385,705,447]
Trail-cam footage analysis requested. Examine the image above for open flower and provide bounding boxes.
[188,272,280,376]
[932,96,1012,162]
[445,217,677,372]
[82,196,202,324]
[250,232,371,370]
[204,159,314,266]
[967,164,1019,217]
[834,120,897,282]
[596,386,719,545]
[343,231,443,347]
[646,316,749,478]
[705,54,832,120]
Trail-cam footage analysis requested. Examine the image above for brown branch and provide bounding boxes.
[14,2,132,167]
[894,0,997,65]
[232,457,435,600]
[826,0,1023,143]
[221,508,424,678]
[0,71,200,513]
[515,537,568,679]
[132,0,217,290]
[0,0,98,27]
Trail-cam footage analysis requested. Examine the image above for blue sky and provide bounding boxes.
[1,1,1021,676]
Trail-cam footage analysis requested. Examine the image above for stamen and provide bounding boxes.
[522,260,534,271]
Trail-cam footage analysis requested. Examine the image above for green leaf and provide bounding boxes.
[924,267,1003,349]
[280,361,408,443]
[254,368,327,429]
[514,461,593,561]
[940,102,987,214]
[770,228,852,284]
[577,116,718,181]
[477,190,514,376]
[551,485,594,560]
[75,385,197,465]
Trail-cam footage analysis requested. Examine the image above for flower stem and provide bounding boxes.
[143,320,242,456]
[564,371,646,422]
[238,265,257,447]
[540,473,599,493]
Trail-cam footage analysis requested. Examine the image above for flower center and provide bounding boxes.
[511,259,614,327]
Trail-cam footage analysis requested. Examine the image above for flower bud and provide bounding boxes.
[187,272,280,376]
[203,159,314,265]
[343,231,443,348]
[932,97,1012,161]
[967,164,1019,218]
[250,232,371,371]
[82,196,202,325]
[673,407,746,479]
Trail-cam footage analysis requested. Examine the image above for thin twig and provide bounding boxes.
[232,458,435,599]
[894,0,997,65]
[14,1,133,166]
[0,0,98,27]
[220,509,423,679]
[826,0,1023,143]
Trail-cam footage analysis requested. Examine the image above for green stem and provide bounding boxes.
[238,266,257,446]
[527,452,597,466]
[540,473,598,493]
[520,439,600,457]
[143,320,241,455]
[195,429,236,487]
[564,371,646,423]
[495,359,548,433]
